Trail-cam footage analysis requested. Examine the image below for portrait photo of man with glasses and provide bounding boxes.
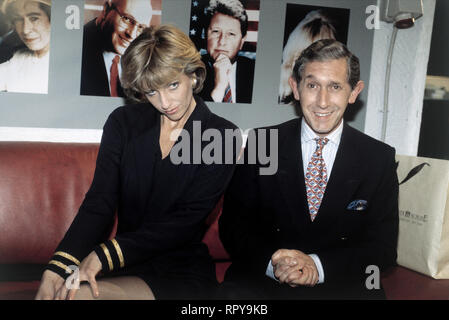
[80,0,161,97]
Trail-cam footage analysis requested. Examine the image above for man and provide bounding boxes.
[80,0,152,97]
[219,39,399,299]
[200,0,254,103]
[0,0,51,93]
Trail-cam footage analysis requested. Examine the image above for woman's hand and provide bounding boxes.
[35,269,65,300]
[65,251,102,300]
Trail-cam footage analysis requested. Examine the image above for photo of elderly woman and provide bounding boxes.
[0,0,51,94]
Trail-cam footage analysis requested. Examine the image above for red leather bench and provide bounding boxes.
[0,141,448,300]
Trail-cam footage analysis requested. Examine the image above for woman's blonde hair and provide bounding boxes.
[121,24,206,102]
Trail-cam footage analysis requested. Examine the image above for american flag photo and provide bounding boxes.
[189,0,259,58]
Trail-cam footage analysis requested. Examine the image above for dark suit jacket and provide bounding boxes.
[80,19,124,97]
[47,96,239,285]
[200,54,255,104]
[219,118,399,299]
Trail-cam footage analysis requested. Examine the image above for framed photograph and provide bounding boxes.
[189,0,260,104]
[80,0,162,97]
[0,0,52,94]
[279,3,350,104]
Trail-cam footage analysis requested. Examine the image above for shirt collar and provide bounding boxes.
[301,117,344,146]
[103,51,120,62]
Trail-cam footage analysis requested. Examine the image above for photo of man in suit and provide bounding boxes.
[219,39,399,299]
[197,0,256,104]
[80,0,154,97]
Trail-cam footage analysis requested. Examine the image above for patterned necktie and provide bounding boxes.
[110,55,120,97]
[305,137,329,221]
[223,83,232,103]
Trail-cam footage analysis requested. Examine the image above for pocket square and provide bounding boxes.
[347,199,368,211]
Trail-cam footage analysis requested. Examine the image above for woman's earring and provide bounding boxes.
[192,78,197,87]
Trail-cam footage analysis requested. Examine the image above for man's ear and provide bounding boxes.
[348,80,364,104]
[288,76,300,100]
[96,1,111,25]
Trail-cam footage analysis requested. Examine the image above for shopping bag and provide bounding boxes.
[396,155,449,279]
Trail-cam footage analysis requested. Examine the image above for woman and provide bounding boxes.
[35,24,240,300]
[0,0,51,93]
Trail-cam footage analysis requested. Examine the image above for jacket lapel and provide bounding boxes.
[135,96,212,215]
[276,119,311,227]
[132,108,160,214]
[316,123,362,223]
[277,121,362,227]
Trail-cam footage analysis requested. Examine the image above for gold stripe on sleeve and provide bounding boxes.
[49,260,73,274]
[54,251,81,266]
[111,239,124,268]
[100,243,114,271]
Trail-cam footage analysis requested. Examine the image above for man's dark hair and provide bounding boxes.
[292,39,360,89]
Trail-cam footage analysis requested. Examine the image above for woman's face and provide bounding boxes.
[12,2,51,57]
[144,73,197,123]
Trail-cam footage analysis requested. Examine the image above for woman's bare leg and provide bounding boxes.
[74,276,155,300]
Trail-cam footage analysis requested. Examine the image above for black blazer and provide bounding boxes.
[200,54,255,104]
[47,96,239,279]
[220,118,399,299]
[80,19,125,97]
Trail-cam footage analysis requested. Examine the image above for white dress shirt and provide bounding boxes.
[227,61,237,103]
[266,118,344,284]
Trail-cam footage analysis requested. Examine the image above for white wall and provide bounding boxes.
[0,127,102,143]
[364,0,436,156]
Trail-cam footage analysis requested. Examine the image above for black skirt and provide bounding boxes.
[104,243,218,300]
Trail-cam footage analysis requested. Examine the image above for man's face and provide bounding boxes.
[207,12,245,61]
[289,58,364,137]
[12,1,51,57]
[103,0,152,55]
